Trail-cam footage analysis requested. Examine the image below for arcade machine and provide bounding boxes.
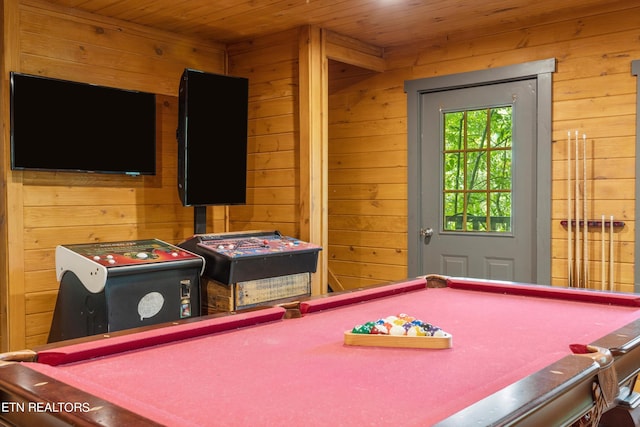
[178,230,321,313]
[49,239,204,342]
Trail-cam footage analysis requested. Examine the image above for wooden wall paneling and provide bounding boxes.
[228,29,300,66]
[329,90,407,123]
[329,214,407,233]
[19,0,226,95]
[227,29,302,242]
[549,225,634,256]
[550,258,635,293]
[554,95,636,122]
[386,4,639,78]
[299,27,389,291]
[247,168,297,187]
[324,32,412,290]
[553,137,635,169]
[329,229,406,251]
[328,70,409,288]
[329,259,407,283]
[26,312,52,348]
[329,149,406,170]
[330,166,407,186]
[324,29,385,72]
[548,19,638,290]
[298,26,328,295]
[328,244,405,269]
[328,62,377,94]
[329,200,407,217]
[328,183,406,200]
[331,135,407,157]
[1,0,26,352]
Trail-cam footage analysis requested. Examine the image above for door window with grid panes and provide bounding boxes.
[442,107,512,233]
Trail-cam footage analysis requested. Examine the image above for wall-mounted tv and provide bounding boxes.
[10,72,157,175]
[176,69,248,206]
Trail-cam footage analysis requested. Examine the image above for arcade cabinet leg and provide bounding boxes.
[194,206,207,234]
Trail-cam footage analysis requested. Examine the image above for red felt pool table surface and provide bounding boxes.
[3,276,640,426]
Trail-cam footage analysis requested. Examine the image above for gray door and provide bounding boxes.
[420,79,537,281]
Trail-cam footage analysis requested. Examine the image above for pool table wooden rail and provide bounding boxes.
[0,282,428,426]
[435,317,640,427]
[0,307,287,427]
[429,275,640,426]
[0,362,161,427]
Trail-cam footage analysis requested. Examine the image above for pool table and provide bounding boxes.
[1,276,640,426]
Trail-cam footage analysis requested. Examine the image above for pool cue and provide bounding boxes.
[583,134,588,288]
[601,214,605,291]
[609,215,614,291]
[567,132,573,287]
[575,131,581,287]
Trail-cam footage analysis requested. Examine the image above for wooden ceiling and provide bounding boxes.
[44,0,634,49]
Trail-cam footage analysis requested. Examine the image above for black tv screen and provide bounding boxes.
[176,69,248,206]
[10,72,156,175]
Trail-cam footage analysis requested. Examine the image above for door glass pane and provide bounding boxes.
[466,151,487,190]
[443,152,464,190]
[442,107,513,232]
[489,150,512,190]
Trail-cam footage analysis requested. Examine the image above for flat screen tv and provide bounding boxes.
[10,72,156,175]
[176,69,248,206]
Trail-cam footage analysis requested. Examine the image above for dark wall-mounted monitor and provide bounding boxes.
[177,68,249,206]
[10,72,156,176]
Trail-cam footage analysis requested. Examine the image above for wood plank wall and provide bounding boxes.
[227,29,300,237]
[329,5,640,292]
[328,62,408,289]
[2,0,227,349]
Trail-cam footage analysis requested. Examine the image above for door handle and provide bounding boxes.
[420,228,434,238]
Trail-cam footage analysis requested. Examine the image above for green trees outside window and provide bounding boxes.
[442,106,513,232]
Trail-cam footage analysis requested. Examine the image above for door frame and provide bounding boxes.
[405,58,556,284]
